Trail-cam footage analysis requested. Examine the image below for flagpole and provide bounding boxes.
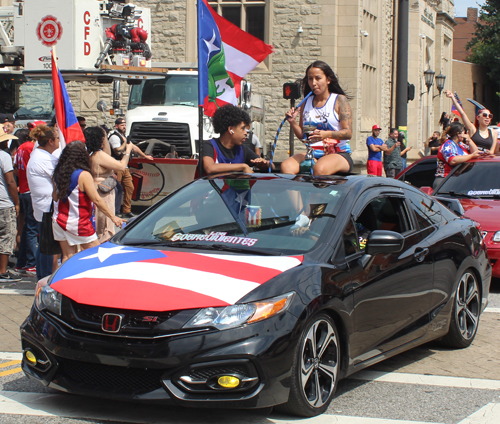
[197,0,204,178]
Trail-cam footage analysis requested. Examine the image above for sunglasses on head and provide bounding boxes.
[480,113,493,119]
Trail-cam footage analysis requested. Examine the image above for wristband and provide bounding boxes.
[124,153,130,156]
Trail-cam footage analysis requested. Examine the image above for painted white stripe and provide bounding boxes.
[271,416,440,424]
[0,390,440,424]
[457,402,500,423]
[65,262,260,305]
[350,370,500,390]
[0,289,34,296]
[484,307,500,313]
[0,353,23,360]
[223,42,259,77]
[197,253,302,272]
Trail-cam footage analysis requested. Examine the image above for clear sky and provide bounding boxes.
[454,0,486,17]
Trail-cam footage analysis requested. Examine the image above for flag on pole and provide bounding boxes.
[51,48,85,149]
[451,92,463,117]
[197,0,273,117]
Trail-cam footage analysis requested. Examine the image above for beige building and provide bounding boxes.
[3,0,457,169]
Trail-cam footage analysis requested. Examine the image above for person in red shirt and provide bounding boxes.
[13,129,37,274]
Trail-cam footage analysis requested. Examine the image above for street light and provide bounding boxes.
[434,73,446,96]
[424,69,435,92]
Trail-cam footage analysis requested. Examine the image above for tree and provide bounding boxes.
[466,1,500,84]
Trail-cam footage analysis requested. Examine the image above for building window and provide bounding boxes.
[208,0,266,42]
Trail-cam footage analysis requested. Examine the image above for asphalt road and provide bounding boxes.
[0,279,499,424]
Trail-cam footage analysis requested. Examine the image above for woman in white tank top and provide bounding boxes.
[282,61,353,175]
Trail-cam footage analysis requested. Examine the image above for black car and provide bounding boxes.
[21,174,491,417]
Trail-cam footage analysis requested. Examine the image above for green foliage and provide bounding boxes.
[466,0,500,84]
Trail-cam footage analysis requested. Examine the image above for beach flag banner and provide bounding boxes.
[51,48,85,149]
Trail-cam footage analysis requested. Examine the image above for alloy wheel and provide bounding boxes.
[300,318,339,408]
[455,272,480,340]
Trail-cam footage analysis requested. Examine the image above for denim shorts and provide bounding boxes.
[0,206,16,255]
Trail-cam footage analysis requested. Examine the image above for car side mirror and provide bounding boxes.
[365,230,404,256]
[420,186,433,195]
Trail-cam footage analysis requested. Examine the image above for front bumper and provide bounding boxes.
[20,304,299,409]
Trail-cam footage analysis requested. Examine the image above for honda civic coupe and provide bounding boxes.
[21,173,491,417]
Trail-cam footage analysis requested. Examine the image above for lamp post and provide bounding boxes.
[424,69,435,92]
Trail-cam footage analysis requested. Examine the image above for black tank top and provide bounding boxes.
[471,128,494,151]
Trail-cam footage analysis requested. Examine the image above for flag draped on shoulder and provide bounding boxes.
[197,0,273,117]
[51,49,85,149]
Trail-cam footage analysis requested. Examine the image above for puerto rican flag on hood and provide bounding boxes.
[50,243,303,311]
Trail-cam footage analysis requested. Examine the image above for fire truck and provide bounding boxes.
[0,0,266,210]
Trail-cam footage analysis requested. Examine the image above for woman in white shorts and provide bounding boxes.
[52,141,123,263]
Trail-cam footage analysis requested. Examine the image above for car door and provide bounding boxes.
[343,189,434,365]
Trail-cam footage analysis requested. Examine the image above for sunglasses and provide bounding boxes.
[480,113,493,119]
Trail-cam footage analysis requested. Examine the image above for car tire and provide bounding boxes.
[441,270,481,349]
[278,312,340,417]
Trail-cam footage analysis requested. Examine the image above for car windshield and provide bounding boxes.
[128,74,198,109]
[436,161,500,198]
[116,176,346,254]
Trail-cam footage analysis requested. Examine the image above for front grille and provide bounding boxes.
[129,121,192,157]
[56,357,164,394]
[190,366,248,381]
[60,298,178,337]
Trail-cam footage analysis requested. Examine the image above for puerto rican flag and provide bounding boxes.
[197,0,273,117]
[51,49,85,149]
[50,243,303,311]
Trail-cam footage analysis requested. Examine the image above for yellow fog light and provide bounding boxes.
[25,350,37,365]
[218,375,240,388]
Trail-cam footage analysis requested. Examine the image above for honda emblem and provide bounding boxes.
[101,313,123,333]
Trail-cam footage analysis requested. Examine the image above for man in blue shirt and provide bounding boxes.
[366,125,386,175]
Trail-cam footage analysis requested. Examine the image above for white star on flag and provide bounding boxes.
[80,245,138,263]
[203,30,220,63]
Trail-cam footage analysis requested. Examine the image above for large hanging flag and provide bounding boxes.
[51,49,85,149]
[197,0,273,117]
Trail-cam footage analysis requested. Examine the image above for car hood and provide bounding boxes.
[459,198,500,231]
[49,243,303,311]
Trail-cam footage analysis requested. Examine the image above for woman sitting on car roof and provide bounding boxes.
[201,105,272,175]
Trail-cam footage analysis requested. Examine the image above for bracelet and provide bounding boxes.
[124,153,130,156]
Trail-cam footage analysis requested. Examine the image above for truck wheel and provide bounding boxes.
[278,312,340,417]
[441,270,480,349]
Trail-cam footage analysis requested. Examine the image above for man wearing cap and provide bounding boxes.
[2,114,16,135]
[366,125,386,176]
[0,127,20,282]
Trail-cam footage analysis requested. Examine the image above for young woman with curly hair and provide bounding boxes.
[85,126,132,243]
[201,105,272,175]
[282,60,354,176]
[52,141,123,262]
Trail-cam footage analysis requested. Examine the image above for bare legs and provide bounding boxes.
[280,153,350,175]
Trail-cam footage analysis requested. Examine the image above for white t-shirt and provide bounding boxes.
[26,148,60,222]
[108,131,125,149]
[0,149,14,209]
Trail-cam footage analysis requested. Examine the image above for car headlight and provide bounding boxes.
[493,231,500,242]
[184,292,295,331]
[35,285,62,316]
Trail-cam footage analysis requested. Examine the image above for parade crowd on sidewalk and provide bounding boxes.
[0,114,152,283]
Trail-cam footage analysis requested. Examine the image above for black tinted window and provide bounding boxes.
[354,197,411,251]
[405,189,442,228]
[399,159,437,188]
[437,162,500,198]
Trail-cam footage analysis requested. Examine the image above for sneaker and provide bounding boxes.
[120,212,136,219]
[24,266,37,276]
[14,267,27,274]
[0,270,22,282]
